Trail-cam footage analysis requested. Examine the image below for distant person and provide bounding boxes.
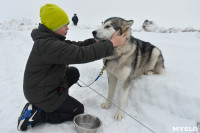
[17,3,126,131]
[72,14,78,26]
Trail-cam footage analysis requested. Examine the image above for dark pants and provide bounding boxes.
[42,67,84,123]
[73,21,78,26]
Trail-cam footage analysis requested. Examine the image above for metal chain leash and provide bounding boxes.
[77,66,106,87]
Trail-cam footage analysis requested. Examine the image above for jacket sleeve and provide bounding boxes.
[40,39,114,65]
[65,38,96,47]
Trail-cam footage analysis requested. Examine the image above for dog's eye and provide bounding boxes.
[105,25,111,29]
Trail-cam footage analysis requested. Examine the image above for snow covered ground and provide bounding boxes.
[0,19,200,133]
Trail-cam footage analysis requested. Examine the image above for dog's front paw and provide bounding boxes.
[114,111,125,120]
[101,102,111,109]
[144,71,153,76]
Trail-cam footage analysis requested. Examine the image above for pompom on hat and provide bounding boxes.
[40,4,69,31]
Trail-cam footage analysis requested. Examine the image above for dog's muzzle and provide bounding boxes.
[92,30,106,40]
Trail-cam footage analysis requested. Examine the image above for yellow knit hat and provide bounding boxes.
[40,4,69,31]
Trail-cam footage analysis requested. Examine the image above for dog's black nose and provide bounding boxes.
[92,31,97,36]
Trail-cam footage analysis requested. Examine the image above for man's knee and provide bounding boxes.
[72,67,80,80]
[66,67,80,87]
[68,67,80,80]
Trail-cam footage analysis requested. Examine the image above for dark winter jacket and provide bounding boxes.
[23,24,114,112]
[72,16,78,23]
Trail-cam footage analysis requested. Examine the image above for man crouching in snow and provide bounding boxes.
[17,3,126,131]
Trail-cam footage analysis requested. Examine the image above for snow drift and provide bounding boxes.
[0,19,200,133]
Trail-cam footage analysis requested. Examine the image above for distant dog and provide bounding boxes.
[92,17,164,120]
[142,19,159,32]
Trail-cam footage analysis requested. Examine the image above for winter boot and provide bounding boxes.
[17,103,43,131]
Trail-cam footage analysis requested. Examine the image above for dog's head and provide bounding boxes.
[92,17,134,41]
[142,19,158,32]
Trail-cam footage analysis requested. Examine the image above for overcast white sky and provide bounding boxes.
[0,0,200,28]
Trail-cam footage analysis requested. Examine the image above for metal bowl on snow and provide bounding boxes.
[73,114,102,133]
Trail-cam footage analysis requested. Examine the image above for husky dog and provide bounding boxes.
[142,19,159,32]
[92,17,164,120]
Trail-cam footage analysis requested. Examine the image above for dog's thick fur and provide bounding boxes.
[142,19,159,32]
[92,17,164,120]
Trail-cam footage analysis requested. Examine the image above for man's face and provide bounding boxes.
[55,24,69,37]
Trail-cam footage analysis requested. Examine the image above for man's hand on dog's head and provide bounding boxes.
[111,30,126,47]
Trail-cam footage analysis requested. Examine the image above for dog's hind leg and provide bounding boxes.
[101,71,117,109]
[144,48,160,75]
[114,79,130,120]
[154,54,164,74]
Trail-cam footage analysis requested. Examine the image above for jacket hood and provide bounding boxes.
[31,24,66,41]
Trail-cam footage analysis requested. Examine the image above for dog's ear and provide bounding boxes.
[122,20,134,28]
